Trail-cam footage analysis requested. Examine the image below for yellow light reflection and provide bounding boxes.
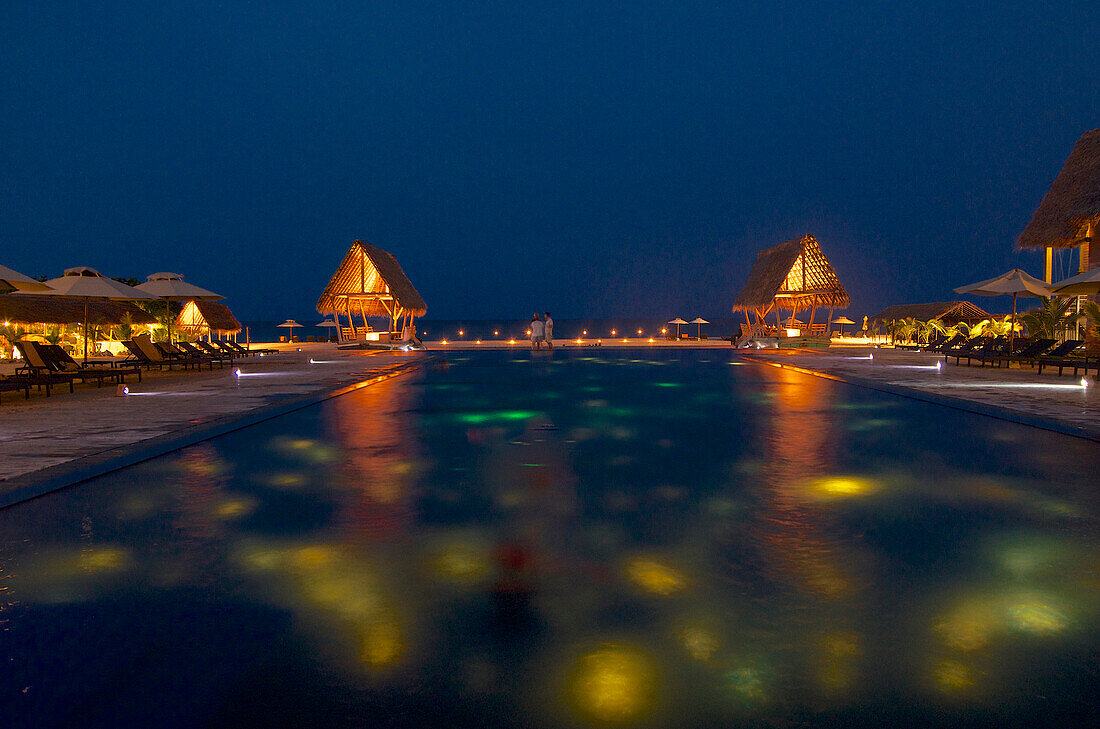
[625,557,689,596]
[78,548,129,573]
[568,644,658,724]
[934,599,997,652]
[933,658,975,692]
[359,612,405,667]
[677,626,719,661]
[817,632,860,690]
[1005,595,1069,635]
[810,475,878,499]
[214,498,256,519]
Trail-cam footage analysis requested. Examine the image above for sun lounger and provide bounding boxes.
[1037,340,1090,376]
[39,344,142,386]
[154,341,214,370]
[193,341,238,362]
[125,335,206,371]
[946,337,993,365]
[11,341,77,396]
[175,341,228,366]
[0,377,32,402]
[973,338,1057,368]
[224,341,277,355]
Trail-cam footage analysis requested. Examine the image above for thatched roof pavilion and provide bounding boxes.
[316,241,426,340]
[732,235,849,331]
[869,301,991,327]
[1018,128,1100,279]
[175,300,242,337]
[0,294,156,327]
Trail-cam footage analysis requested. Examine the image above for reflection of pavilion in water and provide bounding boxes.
[756,368,855,598]
[324,376,422,542]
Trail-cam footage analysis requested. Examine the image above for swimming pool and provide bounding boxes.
[2,349,1098,728]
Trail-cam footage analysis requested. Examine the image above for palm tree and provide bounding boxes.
[1018,296,1076,339]
[1078,301,1100,341]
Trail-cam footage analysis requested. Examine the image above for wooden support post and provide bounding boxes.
[1045,245,1053,283]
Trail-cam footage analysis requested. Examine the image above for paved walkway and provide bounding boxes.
[0,343,423,484]
[743,346,1100,440]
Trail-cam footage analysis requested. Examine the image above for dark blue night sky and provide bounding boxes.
[2,1,1097,321]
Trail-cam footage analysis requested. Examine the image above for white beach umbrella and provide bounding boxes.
[667,317,688,337]
[277,319,302,340]
[831,316,855,336]
[135,272,225,342]
[0,264,52,293]
[690,317,709,337]
[1050,267,1100,295]
[31,267,158,362]
[954,268,1051,347]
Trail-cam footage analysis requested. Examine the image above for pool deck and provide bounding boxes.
[1,339,1096,507]
[0,343,425,504]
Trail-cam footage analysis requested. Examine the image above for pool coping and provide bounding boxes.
[742,354,1100,442]
[0,360,424,510]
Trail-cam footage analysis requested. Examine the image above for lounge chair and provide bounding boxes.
[193,341,237,362]
[0,377,32,402]
[153,341,212,370]
[126,335,207,371]
[975,338,1056,368]
[11,341,77,396]
[224,341,277,356]
[945,337,991,364]
[39,343,142,386]
[1036,340,1090,376]
[176,341,229,366]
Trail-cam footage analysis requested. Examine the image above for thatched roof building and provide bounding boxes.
[316,241,426,338]
[869,301,991,327]
[175,300,242,335]
[0,294,156,326]
[732,235,850,321]
[1018,128,1100,251]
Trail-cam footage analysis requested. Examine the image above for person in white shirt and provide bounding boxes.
[530,314,545,349]
[543,312,554,350]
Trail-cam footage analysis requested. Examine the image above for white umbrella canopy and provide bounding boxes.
[831,316,855,335]
[1050,267,1100,295]
[954,268,1051,346]
[135,272,225,343]
[0,264,52,293]
[135,272,225,300]
[277,319,302,340]
[30,267,158,362]
[667,318,688,337]
[316,319,339,328]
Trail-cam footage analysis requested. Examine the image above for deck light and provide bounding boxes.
[637,329,643,335]
[622,339,628,343]
[648,338,654,343]
[576,339,583,344]
[937,361,943,370]
[116,384,128,396]
[458,330,464,337]
[509,339,516,345]
[661,328,667,334]
[1081,378,1089,388]
[583,330,588,336]
[493,330,499,336]
[441,339,448,345]
[611,329,617,336]
[233,368,241,378]
[475,340,481,344]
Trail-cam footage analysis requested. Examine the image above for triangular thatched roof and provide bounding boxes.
[0,294,156,326]
[1018,128,1100,249]
[869,301,991,326]
[732,235,850,312]
[175,300,242,334]
[315,240,427,317]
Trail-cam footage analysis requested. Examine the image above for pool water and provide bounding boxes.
[1,349,1098,728]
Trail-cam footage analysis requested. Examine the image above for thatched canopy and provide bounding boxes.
[316,240,426,320]
[869,301,991,327]
[1018,128,1100,249]
[732,235,850,313]
[175,300,242,334]
[0,294,156,326]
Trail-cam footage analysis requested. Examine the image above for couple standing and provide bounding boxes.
[529,312,553,350]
